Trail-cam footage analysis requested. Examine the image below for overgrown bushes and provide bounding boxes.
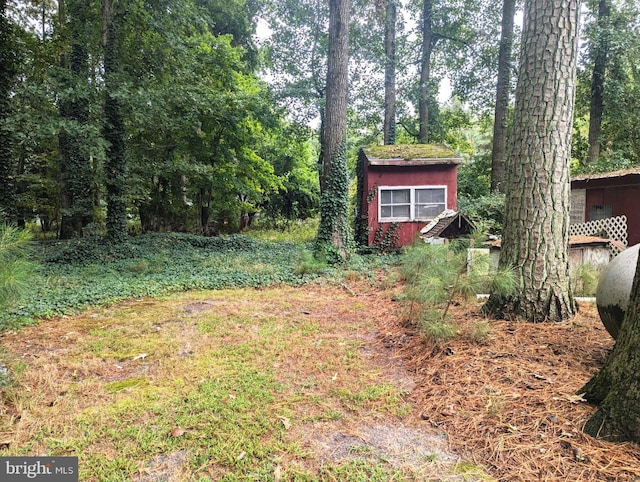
[0,231,394,329]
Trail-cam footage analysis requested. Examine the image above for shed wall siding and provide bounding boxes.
[362,165,458,247]
[584,185,640,246]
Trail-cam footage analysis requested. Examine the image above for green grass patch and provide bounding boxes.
[0,231,474,480]
[105,377,150,394]
[246,218,319,244]
[319,459,408,481]
[1,284,438,480]
[333,382,410,415]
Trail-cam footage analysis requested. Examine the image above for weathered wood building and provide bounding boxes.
[356,144,461,248]
[571,168,640,246]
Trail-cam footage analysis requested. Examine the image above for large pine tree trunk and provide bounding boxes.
[586,0,610,165]
[315,0,351,262]
[490,0,516,193]
[103,0,128,243]
[484,0,579,322]
[418,0,433,144]
[581,253,640,441]
[383,0,396,146]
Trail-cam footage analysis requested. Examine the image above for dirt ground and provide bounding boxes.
[1,277,640,481]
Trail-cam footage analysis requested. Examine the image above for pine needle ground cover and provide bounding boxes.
[383,299,640,481]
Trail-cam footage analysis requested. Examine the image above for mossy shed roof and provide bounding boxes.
[572,167,640,182]
[361,144,462,166]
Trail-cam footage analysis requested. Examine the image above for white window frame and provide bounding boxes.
[378,185,447,222]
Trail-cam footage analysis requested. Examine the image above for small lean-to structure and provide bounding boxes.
[355,144,462,249]
[419,209,476,244]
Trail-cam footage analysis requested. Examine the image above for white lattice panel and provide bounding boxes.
[570,215,627,256]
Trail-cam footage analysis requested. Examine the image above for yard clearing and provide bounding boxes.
[0,274,639,481]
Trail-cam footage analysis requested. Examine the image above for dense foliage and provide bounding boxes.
[2,234,302,325]
[573,0,640,171]
[1,0,638,240]
[0,231,397,328]
[4,0,319,237]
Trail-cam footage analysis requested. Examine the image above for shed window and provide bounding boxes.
[590,205,612,221]
[379,186,446,222]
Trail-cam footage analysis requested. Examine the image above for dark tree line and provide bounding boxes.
[1,0,320,239]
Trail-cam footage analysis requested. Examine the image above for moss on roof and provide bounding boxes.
[363,144,459,160]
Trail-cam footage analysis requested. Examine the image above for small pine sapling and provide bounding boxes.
[400,233,515,343]
[0,224,38,314]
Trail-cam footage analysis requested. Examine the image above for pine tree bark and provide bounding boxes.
[490,0,516,193]
[581,253,640,441]
[103,0,128,243]
[586,0,610,165]
[483,0,579,322]
[418,0,433,144]
[383,0,396,146]
[316,0,351,261]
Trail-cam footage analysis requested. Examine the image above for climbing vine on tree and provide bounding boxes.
[315,0,351,263]
[316,141,352,263]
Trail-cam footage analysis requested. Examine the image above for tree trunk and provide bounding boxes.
[490,0,516,193]
[59,0,94,239]
[586,0,610,165]
[383,0,396,146]
[103,0,128,243]
[483,0,579,322]
[315,0,351,262]
[581,252,640,442]
[418,0,433,144]
[0,0,19,224]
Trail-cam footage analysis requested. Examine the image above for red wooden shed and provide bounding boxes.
[571,168,640,246]
[355,144,462,249]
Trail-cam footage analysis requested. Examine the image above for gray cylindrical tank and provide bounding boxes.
[596,243,639,339]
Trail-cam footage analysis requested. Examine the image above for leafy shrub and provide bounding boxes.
[458,192,505,236]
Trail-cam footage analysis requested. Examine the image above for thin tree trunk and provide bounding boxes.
[0,0,19,224]
[59,0,93,239]
[103,0,128,243]
[316,0,351,261]
[490,0,516,193]
[484,0,579,322]
[383,0,396,145]
[418,0,433,144]
[586,0,610,165]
